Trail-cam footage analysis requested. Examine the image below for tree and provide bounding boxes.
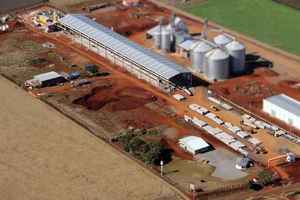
[258,170,273,186]
[118,133,135,152]
[128,137,146,152]
[141,142,164,165]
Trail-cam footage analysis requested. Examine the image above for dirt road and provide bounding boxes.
[0,76,185,200]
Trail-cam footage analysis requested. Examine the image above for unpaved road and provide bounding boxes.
[0,76,184,200]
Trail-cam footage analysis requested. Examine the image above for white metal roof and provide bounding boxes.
[59,14,190,80]
[226,41,245,51]
[248,137,262,146]
[264,94,300,117]
[33,71,62,82]
[179,136,210,151]
[213,34,233,46]
[146,25,160,36]
[178,39,198,51]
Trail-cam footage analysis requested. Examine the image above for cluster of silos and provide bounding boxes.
[225,40,246,75]
[191,34,246,80]
[204,48,230,80]
[190,39,230,80]
[191,40,214,73]
[152,26,172,53]
[214,33,246,75]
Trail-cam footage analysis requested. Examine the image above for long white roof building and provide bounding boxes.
[58,14,191,83]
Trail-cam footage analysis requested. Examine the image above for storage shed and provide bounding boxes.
[33,71,66,87]
[179,136,210,155]
[263,94,300,129]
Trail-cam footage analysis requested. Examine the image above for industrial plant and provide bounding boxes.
[57,14,192,93]
[147,17,247,81]
[1,0,300,200]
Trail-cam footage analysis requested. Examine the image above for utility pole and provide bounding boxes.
[160,160,164,177]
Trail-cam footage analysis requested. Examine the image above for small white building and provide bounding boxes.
[179,136,210,155]
[172,94,186,101]
[263,94,300,129]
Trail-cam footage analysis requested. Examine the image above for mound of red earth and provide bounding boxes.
[73,85,157,111]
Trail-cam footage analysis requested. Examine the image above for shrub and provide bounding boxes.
[258,170,274,186]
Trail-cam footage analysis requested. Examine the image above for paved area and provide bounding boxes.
[195,148,248,180]
[0,76,185,200]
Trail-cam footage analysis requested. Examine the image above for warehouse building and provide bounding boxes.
[34,71,66,87]
[179,136,211,155]
[263,94,300,129]
[58,14,192,92]
[25,71,66,88]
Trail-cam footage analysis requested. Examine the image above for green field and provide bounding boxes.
[182,0,300,55]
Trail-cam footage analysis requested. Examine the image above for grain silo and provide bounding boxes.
[225,41,246,74]
[153,26,161,49]
[191,40,214,73]
[204,48,230,80]
[213,34,233,47]
[161,27,172,52]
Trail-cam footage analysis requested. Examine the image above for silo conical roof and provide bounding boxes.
[206,48,229,60]
[214,34,233,46]
[226,41,245,51]
[193,41,213,53]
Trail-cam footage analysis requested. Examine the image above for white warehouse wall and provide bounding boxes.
[263,99,300,129]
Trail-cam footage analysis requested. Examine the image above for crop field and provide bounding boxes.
[182,0,300,56]
[0,76,184,200]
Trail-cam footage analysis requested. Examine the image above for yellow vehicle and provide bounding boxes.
[36,15,49,25]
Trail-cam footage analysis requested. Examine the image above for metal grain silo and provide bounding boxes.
[191,41,214,72]
[225,41,246,74]
[161,27,172,52]
[213,34,233,47]
[153,26,161,49]
[204,48,230,80]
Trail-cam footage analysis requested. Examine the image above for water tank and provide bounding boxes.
[191,41,214,72]
[161,27,172,52]
[204,49,230,80]
[153,26,161,49]
[213,34,233,47]
[225,41,246,74]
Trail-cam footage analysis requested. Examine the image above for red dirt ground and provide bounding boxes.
[73,84,156,111]
[277,159,300,182]
[84,1,164,35]
[210,68,300,136]
[18,5,264,162]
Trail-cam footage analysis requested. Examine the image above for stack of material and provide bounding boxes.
[215,132,236,145]
[230,141,246,151]
[248,137,262,146]
[236,131,250,139]
[192,117,207,128]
